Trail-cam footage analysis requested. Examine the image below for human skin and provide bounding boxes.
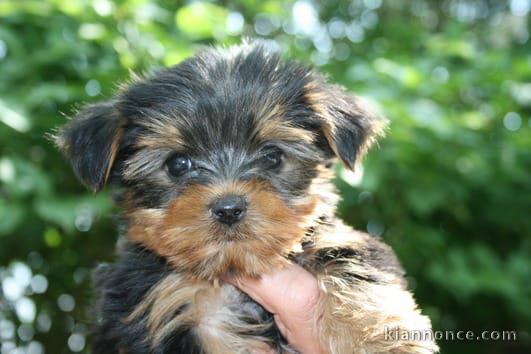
[226,263,324,354]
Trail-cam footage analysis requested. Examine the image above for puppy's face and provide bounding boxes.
[56,43,385,279]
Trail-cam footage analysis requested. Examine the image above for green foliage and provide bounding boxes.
[0,1,529,353]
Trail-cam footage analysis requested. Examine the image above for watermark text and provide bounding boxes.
[384,327,518,342]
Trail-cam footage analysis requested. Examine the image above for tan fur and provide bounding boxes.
[195,284,281,354]
[104,124,125,185]
[127,273,199,344]
[121,147,175,182]
[127,180,316,280]
[314,274,438,354]
[134,110,185,149]
[256,115,315,144]
[300,222,439,354]
[128,274,286,353]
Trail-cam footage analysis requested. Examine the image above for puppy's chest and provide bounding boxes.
[131,274,284,353]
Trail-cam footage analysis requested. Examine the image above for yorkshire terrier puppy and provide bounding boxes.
[55,41,438,354]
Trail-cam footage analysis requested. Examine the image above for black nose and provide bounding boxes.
[210,195,247,225]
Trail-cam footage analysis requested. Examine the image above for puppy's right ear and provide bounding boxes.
[304,78,387,170]
[54,101,124,193]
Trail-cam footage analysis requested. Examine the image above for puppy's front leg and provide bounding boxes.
[295,226,438,354]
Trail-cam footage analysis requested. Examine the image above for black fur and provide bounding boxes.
[56,42,382,207]
[92,242,287,353]
[55,41,397,353]
[317,85,381,169]
[92,228,401,353]
[91,244,186,353]
[57,101,122,192]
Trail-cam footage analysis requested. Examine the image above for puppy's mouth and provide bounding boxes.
[210,223,250,242]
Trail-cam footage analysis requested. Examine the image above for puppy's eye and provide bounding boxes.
[262,149,283,170]
[166,153,192,177]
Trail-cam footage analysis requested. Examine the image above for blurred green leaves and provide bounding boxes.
[35,194,112,233]
[176,2,228,40]
[428,243,531,320]
[0,200,24,236]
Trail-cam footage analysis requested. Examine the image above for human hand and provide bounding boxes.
[226,263,324,354]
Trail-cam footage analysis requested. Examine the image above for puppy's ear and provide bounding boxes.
[54,101,124,192]
[305,79,387,169]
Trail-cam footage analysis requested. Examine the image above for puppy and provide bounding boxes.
[55,41,438,354]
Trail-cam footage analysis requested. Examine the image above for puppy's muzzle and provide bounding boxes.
[210,195,247,226]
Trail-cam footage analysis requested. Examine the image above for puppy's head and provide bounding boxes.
[55,42,386,279]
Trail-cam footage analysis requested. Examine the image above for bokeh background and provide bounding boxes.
[1,0,530,353]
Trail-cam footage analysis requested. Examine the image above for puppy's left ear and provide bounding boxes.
[305,79,387,169]
[53,100,124,192]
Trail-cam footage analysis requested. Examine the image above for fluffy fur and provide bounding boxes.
[55,41,438,354]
